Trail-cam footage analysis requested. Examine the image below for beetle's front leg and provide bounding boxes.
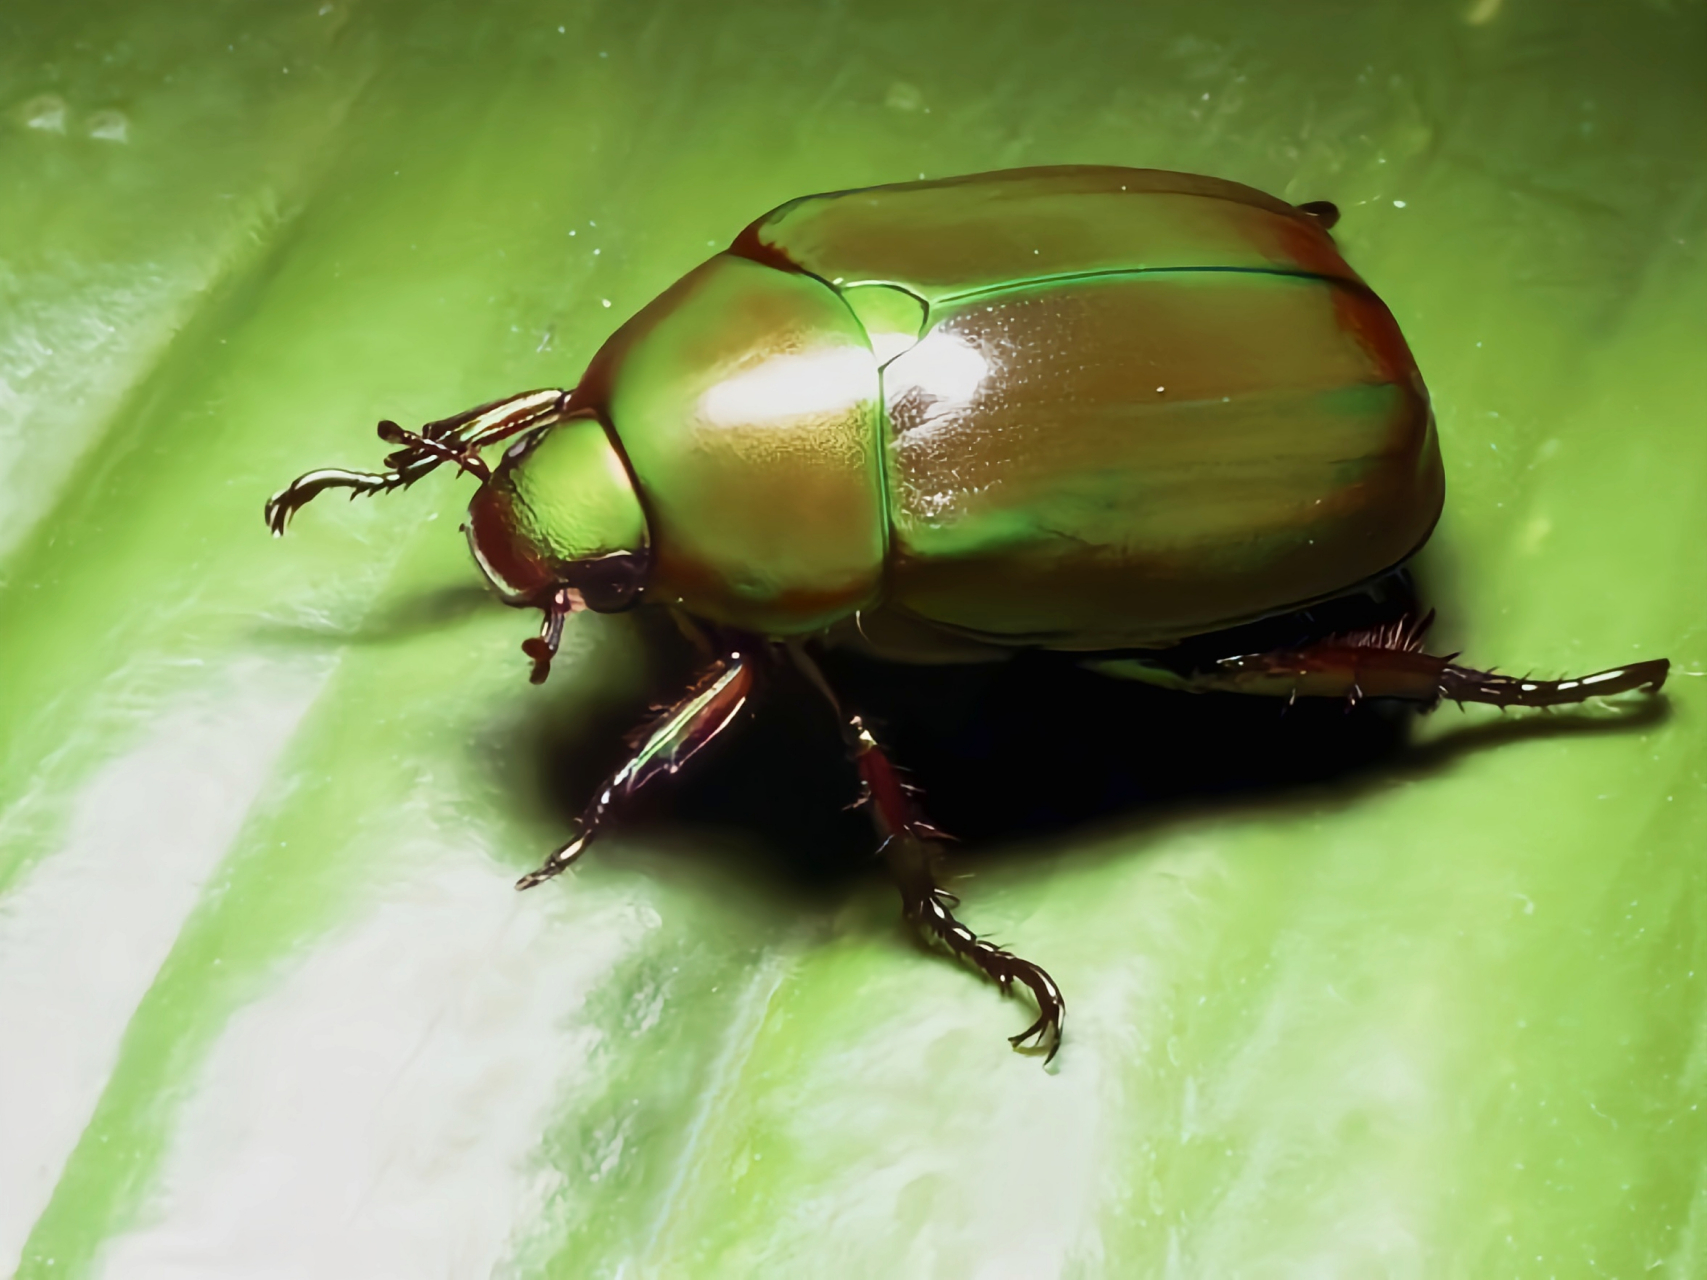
[265,388,573,534]
[516,648,756,889]
[1089,612,1669,710]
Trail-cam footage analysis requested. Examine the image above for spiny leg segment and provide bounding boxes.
[1096,612,1669,709]
[854,716,1066,1059]
[791,645,1065,1060]
[263,388,573,534]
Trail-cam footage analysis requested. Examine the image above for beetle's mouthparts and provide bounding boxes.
[521,587,581,684]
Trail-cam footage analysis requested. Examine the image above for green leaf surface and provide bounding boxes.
[2,2,1703,1276]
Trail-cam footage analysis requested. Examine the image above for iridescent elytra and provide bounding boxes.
[266,166,1669,1060]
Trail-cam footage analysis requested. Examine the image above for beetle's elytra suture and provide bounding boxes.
[266,167,1669,1062]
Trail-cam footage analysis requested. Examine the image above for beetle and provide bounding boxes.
[266,166,1669,1060]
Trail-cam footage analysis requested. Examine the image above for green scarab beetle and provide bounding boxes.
[267,166,1669,1060]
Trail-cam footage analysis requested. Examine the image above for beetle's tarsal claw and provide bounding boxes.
[263,494,291,537]
[995,956,1065,1062]
[515,830,589,890]
[888,835,1065,1063]
[261,466,407,535]
[263,482,319,536]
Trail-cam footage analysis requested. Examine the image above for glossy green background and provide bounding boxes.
[2,2,1703,1276]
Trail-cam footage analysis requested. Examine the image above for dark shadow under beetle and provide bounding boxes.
[517,572,1670,903]
[262,568,1671,1051]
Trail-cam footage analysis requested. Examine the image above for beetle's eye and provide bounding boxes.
[564,550,650,613]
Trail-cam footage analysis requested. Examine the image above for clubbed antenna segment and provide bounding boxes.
[521,588,577,684]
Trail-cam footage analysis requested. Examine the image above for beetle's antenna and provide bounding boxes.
[377,420,491,481]
[521,587,579,684]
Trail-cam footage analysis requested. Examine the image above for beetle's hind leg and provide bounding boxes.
[515,648,757,889]
[1088,611,1669,709]
[789,645,1065,1060]
[264,388,573,534]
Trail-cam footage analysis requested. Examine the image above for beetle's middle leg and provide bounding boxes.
[515,648,756,889]
[789,646,1065,1059]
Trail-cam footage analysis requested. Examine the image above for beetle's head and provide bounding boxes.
[464,414,650,683]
